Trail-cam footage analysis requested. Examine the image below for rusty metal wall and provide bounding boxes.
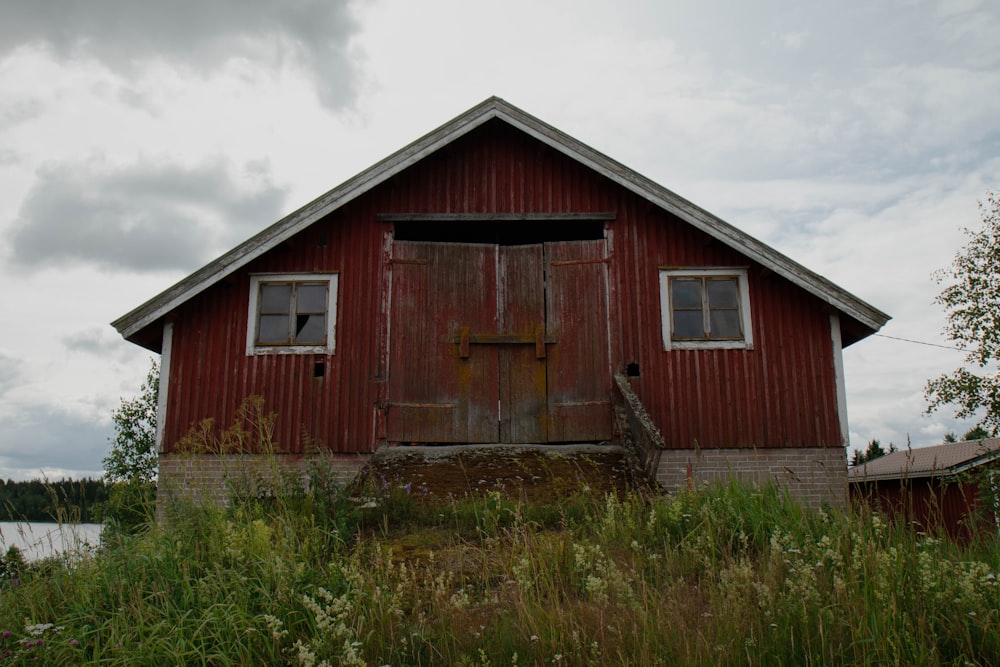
[163,119,842,453]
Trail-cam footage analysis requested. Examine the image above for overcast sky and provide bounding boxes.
[1,0,997,480]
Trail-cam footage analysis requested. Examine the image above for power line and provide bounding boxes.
[873,333,967,352]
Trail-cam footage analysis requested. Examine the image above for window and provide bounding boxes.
[246,273,338,354]
[659,268,753,350]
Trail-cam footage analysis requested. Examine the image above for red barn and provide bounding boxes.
[112,97,889,510]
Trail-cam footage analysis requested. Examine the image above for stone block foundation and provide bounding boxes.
[156,452,371,521]
[655,447,848,510]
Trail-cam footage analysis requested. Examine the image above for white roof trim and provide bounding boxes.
[113,96,890,342]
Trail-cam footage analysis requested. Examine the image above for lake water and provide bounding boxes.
[0,522,103,561]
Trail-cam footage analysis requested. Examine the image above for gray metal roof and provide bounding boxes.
[848,438,1000,482]
[112,96,891,345]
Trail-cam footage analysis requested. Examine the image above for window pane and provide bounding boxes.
[671,278,702,308]
[260,284,291,313]
[707,279,739,308]
[710,310,742,338]
[295,314,326,344]
[673,311,704,339]
[297,283,327,313]
[258,315,289,343]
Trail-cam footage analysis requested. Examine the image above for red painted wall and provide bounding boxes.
[161,120,843,453]
[851,473,999,542]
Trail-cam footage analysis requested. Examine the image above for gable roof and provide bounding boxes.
[112,96,890,349]
[848,438,1000,482]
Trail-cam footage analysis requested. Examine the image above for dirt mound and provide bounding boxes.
[353,444,635,504]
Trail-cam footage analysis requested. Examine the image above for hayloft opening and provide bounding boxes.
[393,220,604,245]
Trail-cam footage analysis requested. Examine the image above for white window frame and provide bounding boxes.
[659,268,753,351]
[246,273,339,355]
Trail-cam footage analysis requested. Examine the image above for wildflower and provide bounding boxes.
[26,624,54,636]
[1,631,10,639]
[530,635,539,642]
[70,639,79,647]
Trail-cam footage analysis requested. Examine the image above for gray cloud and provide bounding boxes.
[0,97,44,127]
[62,327,135,358]
[0,354,22,397]
[0,405,109,480]
[6,156,287,272]
[0,149,21,165]
[615,0,1000,183]
[639,0,999,79]
[0,0,363,109]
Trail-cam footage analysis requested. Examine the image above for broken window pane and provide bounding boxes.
[295,314,326,344]
[254,276,336,350]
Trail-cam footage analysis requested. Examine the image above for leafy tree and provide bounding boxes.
[926,192,1000,437]
[102,358,159,531]
[103,359,159,484]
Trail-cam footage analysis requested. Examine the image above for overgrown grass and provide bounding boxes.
[0,470,997,666]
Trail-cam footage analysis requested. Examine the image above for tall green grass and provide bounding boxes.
[0,471,996,666]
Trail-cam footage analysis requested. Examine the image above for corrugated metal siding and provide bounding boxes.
[163,119,842,453]
[164,208,386,453]
[611,202,841,449]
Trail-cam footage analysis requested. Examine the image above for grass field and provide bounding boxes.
[0,458,997,666]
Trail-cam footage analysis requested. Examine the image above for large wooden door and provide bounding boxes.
[386,239,611,444]
[386,242,499,442]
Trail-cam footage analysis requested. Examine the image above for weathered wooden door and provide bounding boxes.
[386,242,500,442]
[544,240,612,441]
[498,244,547,442]
[387,239,611,443]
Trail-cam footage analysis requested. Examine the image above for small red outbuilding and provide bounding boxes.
[113,97,889,509]
[849,439,1000,540]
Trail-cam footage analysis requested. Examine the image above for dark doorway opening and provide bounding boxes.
[393,220,605,245]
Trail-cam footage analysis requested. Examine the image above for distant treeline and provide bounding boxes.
[0,478,108,523]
